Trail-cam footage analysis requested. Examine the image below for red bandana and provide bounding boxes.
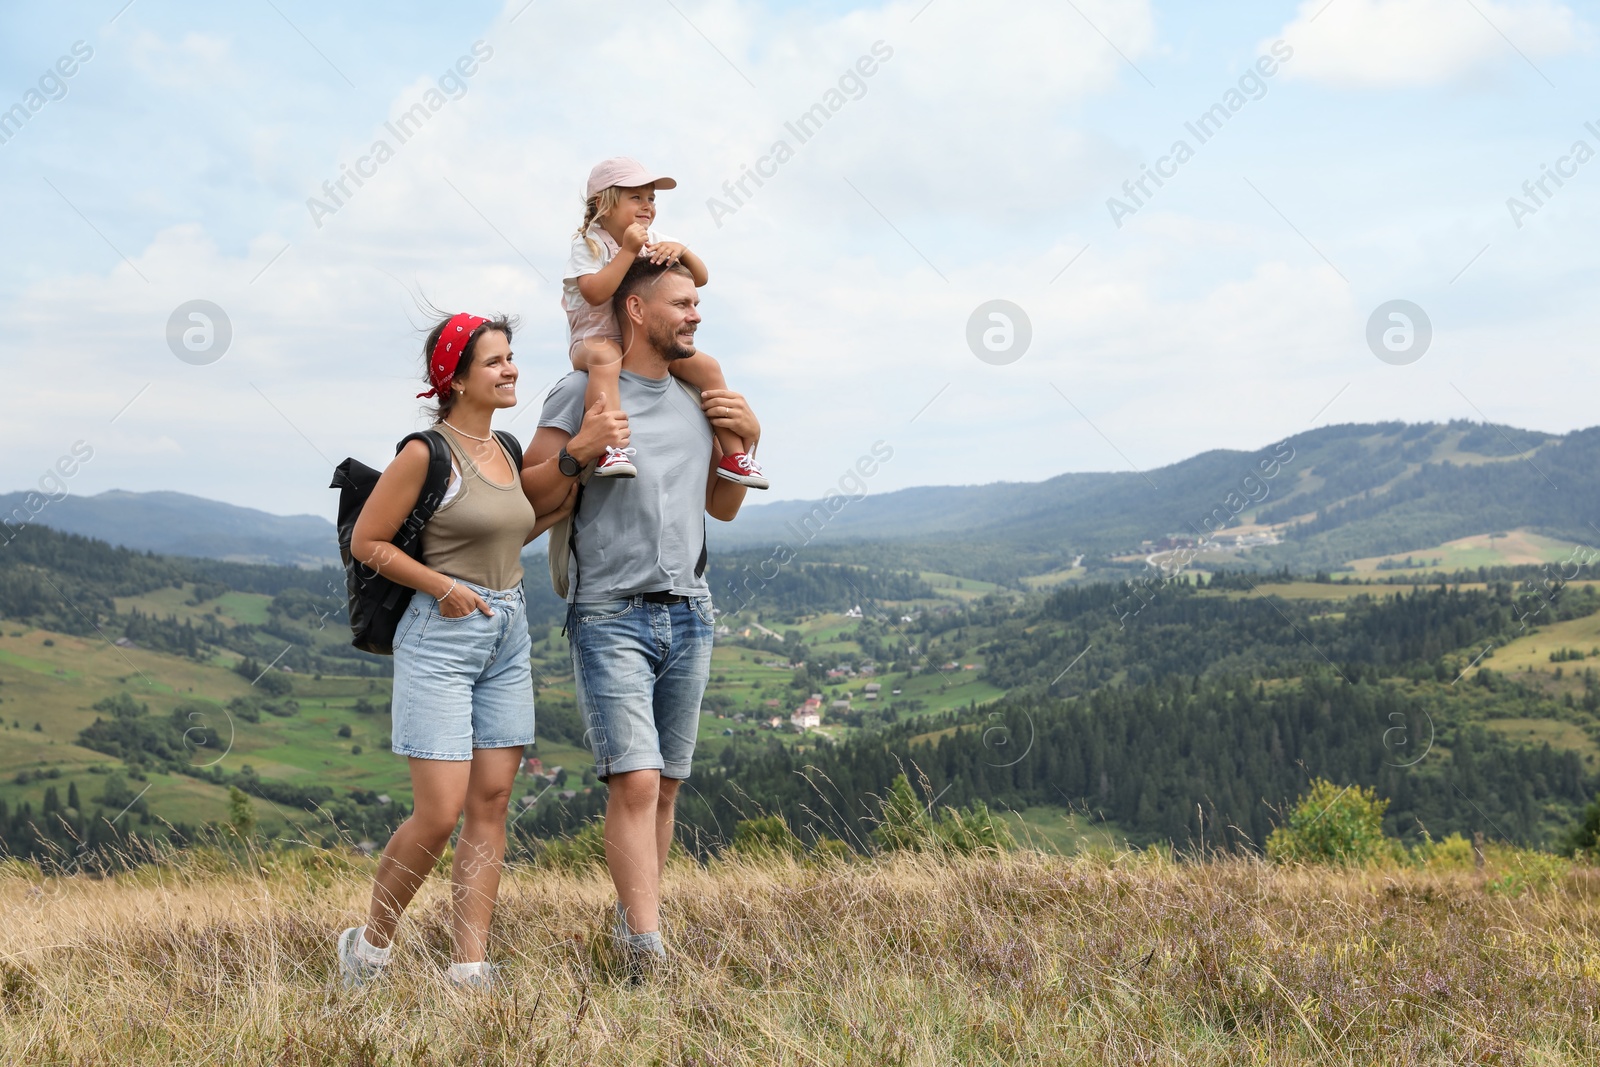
[417,313,489,399]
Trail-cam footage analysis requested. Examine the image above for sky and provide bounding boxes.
[1,0,1597,520]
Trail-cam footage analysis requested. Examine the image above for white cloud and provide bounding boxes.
[7,0,1600,519]
[126,29,236,90]
[1271,0,1587,87]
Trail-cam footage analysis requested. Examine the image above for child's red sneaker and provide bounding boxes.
[595,446,638,478]
[715,452,769,489]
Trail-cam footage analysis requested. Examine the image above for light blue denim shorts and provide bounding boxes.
[567,595,714,780]
[390,581,535,760]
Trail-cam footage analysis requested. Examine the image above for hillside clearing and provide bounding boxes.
[1348,529,1578,576]
[3,851,1596,1064]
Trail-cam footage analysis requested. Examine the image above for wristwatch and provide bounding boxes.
[557,447,581,478]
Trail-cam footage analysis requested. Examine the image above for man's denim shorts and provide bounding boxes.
[390,581,535,761]
[567,595,714,780]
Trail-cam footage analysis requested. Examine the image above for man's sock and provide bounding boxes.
[355,927,392,965]
[624,930,665,958]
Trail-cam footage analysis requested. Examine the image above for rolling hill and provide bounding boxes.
[4,419,1593,589]
[714,421,1594,575]
[0,489,337,567]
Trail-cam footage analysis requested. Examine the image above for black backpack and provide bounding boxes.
[330,429,524,655]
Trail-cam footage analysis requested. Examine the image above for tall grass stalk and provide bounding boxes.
[2,846,1597,1064]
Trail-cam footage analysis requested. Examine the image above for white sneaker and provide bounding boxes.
[337,926,387,988]
[595,446,638,478]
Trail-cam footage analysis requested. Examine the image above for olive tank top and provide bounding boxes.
[421,428,536,592]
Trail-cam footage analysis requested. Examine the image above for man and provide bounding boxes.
[524,257,758,964]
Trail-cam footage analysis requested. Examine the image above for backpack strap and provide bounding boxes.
[394,430,453,523]
[381,430,452,609]
[676,378,713,580]
[492,429,524,474]
[548,458,594,603]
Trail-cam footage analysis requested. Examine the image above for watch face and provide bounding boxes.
[559,452,580,476]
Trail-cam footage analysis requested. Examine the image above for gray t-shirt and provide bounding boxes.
[539,369,712,601]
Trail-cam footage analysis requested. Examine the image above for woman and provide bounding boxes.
[337,312,610,988]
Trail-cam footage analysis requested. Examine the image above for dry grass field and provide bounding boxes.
[2,847,1598,1065]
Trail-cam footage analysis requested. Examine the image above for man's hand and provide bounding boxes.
[699,388,759,447]
[646,240,688,266]
[622,222,649,255]
[567,394,630,465]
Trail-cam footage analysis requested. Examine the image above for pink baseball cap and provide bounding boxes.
[586,157,677,198]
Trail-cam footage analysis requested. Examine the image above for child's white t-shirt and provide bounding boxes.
[560,221,675,348]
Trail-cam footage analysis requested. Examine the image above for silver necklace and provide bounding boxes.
[441,420,492,442]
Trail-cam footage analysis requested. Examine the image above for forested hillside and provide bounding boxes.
[4,424,1600,870]
[521,561,1600,856]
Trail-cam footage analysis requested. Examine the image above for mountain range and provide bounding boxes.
[0,489,337,568]
[4,420,1593,580]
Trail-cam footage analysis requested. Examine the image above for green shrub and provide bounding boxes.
[872,774,934,854]
[873,773,1015,857]
[1560,792,1600,859]
[255,671,293,698]
[1484,845,1570,897]
[1415,831,1476,871]
[936,800,1013,855]
[226,786,256,840]
[729,815,804,860]
[809,836,853,863]
[539,818,608,872]
[225,696,261,724]
[1266,778,1392,866]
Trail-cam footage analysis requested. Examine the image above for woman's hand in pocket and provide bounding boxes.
[438,583,493,618]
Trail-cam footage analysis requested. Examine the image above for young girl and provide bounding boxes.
[562,156,768,488]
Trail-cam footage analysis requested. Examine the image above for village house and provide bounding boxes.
[790,695,823,729]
